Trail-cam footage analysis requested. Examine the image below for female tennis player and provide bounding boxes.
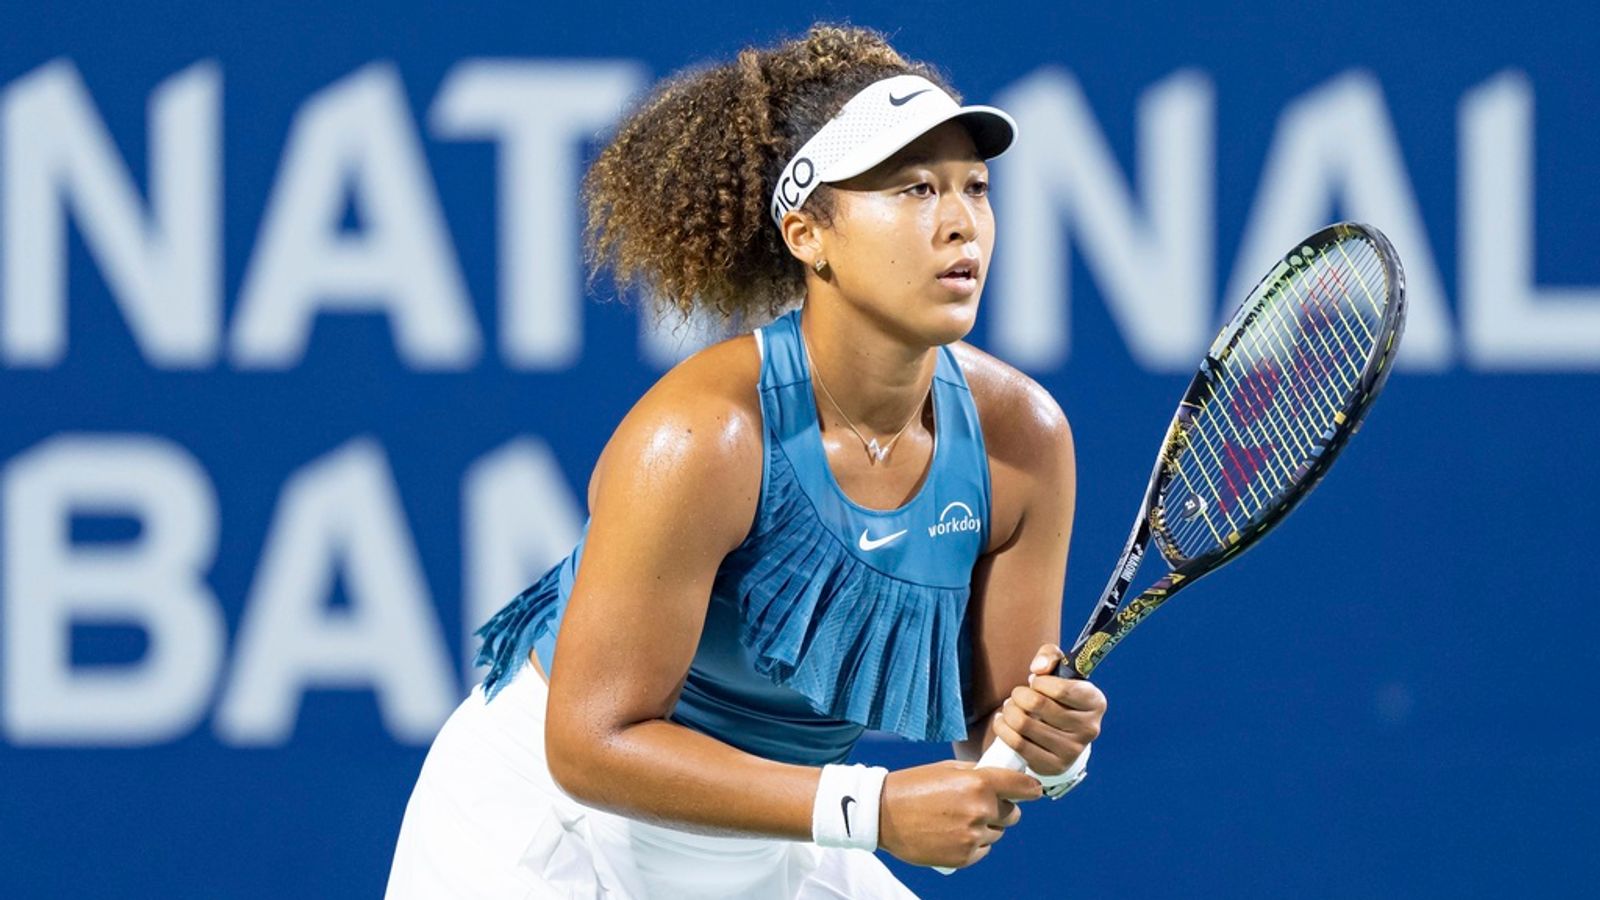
[387,24,1107,899]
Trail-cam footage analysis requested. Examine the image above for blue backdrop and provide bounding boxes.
[2,1,1596,897]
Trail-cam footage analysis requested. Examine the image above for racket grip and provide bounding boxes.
[974,738,1029,772]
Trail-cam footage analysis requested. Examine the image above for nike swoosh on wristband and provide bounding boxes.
[888,88,931,106]
[858,528,908,552]
[841,795,856,838]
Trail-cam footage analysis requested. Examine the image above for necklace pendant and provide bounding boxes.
[867,438,888,463]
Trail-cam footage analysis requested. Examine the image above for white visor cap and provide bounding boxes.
[769,74,1016,228]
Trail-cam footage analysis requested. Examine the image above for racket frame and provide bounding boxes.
[1062,222,1407,679]
[942,222,1406,874]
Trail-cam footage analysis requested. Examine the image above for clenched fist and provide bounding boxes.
[877,760,1042,869]
[992,643,1106,776]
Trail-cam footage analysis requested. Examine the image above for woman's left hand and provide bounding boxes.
[992,643,1106,775]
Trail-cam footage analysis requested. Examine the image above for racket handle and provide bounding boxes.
[974,737,1029,772]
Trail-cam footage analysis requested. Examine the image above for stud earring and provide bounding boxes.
[813,258,829,275]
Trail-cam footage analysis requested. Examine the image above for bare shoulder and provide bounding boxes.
[639,331,765,426]
[587,333,765,540]
[948,341,1074,477]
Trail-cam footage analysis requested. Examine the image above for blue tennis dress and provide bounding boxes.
[474,309,992,766]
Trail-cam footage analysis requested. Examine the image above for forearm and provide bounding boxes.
[548,716,820,840]
[952,701,1004,761]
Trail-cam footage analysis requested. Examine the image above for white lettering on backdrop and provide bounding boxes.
[214,439,457,745]
[992,68,1214,370]
[2,59,1595,746]
[432,60,646,369]
[231,64,480,370]
[5,59,1595,371]
[2,62,220,368]
[1219,71,1452,370]
[3,436,224,745]
[1461,71,1600,369]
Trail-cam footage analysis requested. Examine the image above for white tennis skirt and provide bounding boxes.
[384,664,918,899]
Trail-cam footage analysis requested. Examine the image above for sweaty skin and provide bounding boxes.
[539,122,1106,871]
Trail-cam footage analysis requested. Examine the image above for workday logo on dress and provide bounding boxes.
[928,501,982,538]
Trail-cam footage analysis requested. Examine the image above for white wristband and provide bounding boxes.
[812,764,888,850]
[1029,742,1092,799]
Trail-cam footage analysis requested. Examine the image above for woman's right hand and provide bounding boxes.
[877,760,1043,869]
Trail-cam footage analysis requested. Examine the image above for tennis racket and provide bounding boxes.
[945,222,1406,870]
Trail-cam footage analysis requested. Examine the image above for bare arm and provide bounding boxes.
[541,346,824,837]
[954,351,1104,768]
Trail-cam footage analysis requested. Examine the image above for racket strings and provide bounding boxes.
[1259,242,1386,401]
[1184,263,1360,495]
[1280,265,1368,393]
[1174,242,1386,532]
[1159,238,1390,558]
[1189,254,1377,503]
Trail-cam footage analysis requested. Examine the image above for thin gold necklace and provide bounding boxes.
[801,337,931,465]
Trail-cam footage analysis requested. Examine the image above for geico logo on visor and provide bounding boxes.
[768,74,1018,229]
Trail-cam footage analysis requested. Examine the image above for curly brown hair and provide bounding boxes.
[582,24,958,324]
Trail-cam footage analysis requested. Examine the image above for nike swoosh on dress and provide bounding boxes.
[857,528,908,551]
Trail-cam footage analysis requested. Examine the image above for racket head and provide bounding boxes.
[1148,222,1406,576]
